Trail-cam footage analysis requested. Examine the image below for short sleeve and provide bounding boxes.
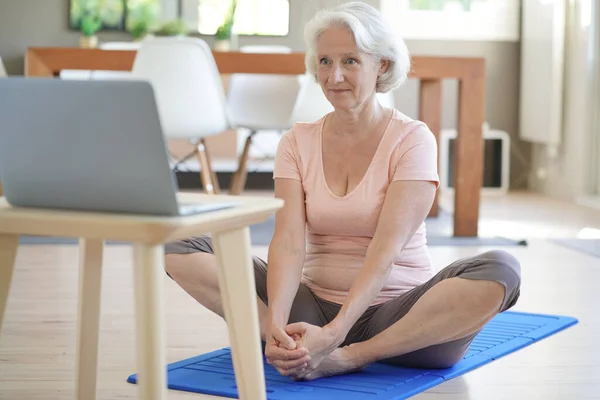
[273,130,302,181]
[390,124,440,188]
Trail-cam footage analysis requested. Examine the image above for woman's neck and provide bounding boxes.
[331,96,387,139]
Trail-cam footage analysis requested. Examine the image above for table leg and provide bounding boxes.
[75,238,104,400]
[132,244,167,400]
[0,234,19,335]
[419,79,443,218]
[212,227,266,400]
[455,73,485,236]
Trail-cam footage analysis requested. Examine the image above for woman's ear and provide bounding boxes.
[379,59,390,76]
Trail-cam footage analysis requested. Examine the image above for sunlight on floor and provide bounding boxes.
[577,227,600,239]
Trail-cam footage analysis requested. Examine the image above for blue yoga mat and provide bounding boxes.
[127,311,577,399]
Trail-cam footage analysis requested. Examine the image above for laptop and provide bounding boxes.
[0,78,239,216]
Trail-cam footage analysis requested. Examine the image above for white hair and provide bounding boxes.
[303,1,411,93]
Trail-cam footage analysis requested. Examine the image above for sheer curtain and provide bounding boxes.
[589,0,600,197]
[522,0,600,202]
[562,0,600,201]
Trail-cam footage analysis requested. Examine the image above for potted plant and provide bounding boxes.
[127,2,160,41]
[79,11,102,48]
[152,19,188,37]
[213,0,237,51]
[129,19,151,41]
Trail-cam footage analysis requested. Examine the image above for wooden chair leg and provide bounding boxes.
[230,131,255,196]
[201,139,220,194]
[196,139,217,195]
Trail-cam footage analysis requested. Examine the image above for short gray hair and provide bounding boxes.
[303,1,411,93]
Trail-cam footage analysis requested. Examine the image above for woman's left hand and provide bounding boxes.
[283,322,341,379]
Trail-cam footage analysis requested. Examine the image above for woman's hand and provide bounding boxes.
[265,325,311,377]
[284,322,342,379]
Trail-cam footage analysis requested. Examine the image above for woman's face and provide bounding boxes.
[315,25,387,111]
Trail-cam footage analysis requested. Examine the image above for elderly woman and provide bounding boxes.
[164,1,521,381]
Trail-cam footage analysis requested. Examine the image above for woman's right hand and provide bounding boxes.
[265,325,311,377]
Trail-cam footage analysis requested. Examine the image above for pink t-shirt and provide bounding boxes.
[273,109,440,306]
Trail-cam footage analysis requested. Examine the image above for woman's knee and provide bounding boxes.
[467,249,522,310]
[478,249,521,277]
[479,250,521,286]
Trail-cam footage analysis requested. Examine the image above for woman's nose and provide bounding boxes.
[330,65,344,83]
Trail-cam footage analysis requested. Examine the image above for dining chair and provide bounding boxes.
[131,36,230,194]
[0,57,7,77]
[0,57,5,196]
[226,45,301,195]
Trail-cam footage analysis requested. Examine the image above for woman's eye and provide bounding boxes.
[346,58,357,64]
[319,58,330,65]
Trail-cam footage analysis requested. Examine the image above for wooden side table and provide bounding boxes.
[0,192,283,400]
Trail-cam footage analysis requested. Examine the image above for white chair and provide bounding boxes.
[98,41,141,50]
[226,45,301,194]
[0,55,5,196]
[290,73,396,123]
[0,58,5,195]
[0,57,7,77]
[131,36,230,194]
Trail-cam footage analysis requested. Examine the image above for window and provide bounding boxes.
[380,0,520,41]
[69,0,161,31]
[180,0,290,36]
[70,0,289,37]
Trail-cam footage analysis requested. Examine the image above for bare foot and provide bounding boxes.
[296,347,363,381]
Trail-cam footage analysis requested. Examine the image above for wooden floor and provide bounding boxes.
[1,190,600,400]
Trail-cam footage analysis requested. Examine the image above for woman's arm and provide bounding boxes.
[282,126,440,379]
[264,133,313,376]
[266,177,307,329]
[282,179,437,378]
[326,179,437,342]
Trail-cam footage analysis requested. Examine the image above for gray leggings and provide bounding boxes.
[165,236,521,369]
